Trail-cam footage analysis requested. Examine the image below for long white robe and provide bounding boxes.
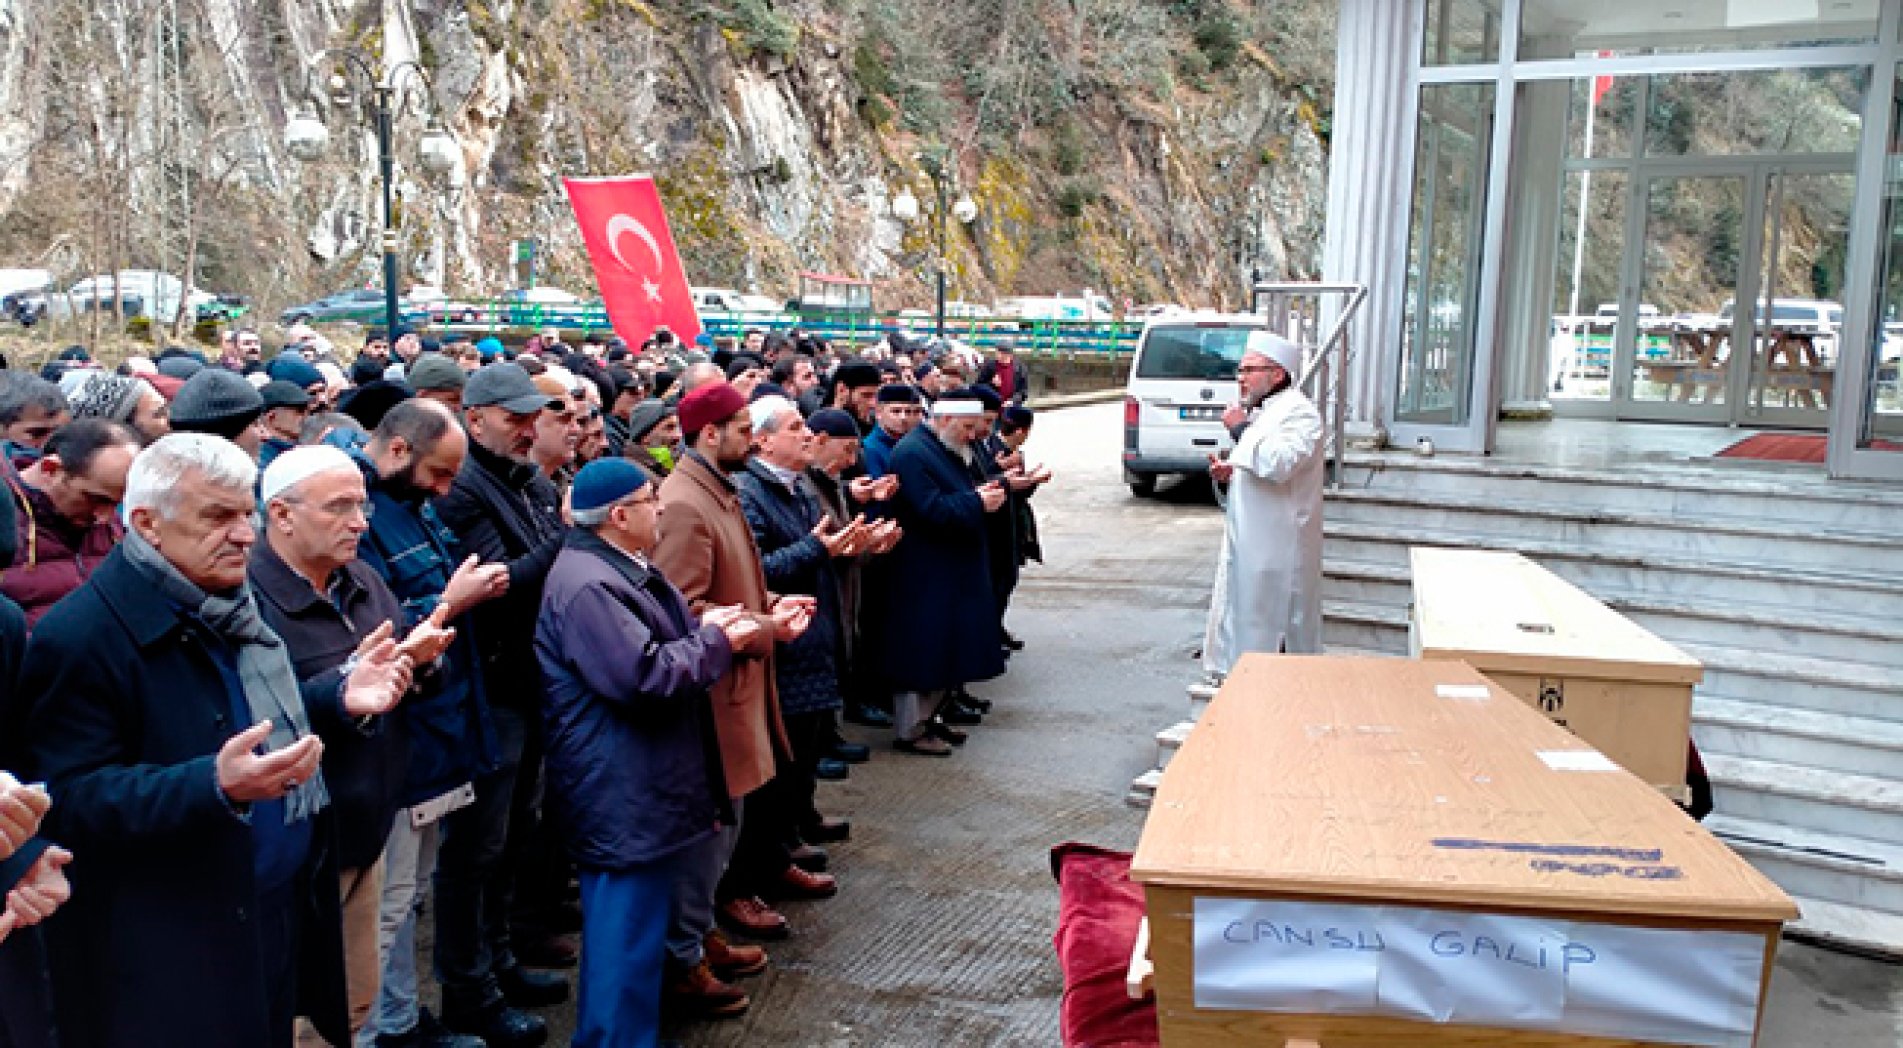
[1202,386,1326,675]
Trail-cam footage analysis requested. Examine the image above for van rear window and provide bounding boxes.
[1135,325,1259,380]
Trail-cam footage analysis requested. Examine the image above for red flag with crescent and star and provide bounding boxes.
[563,175,703,345]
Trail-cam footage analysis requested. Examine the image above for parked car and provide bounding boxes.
[279,288,428,327]
[0,268,52,326]
[692,286,780,315]
[1121,312,1267,499]
[500,286,591,326]
[408,285,486,324]
[49,271,210,325]
[1717,298,1843,359]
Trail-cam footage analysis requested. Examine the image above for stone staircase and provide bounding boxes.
[1319,450,1903,956]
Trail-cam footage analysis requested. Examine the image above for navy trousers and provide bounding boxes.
[574,860,676,1048]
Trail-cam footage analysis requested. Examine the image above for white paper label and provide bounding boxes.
[1539,749,1620,773]
[1193,898,1764,1047]
[1435,684,1492,700]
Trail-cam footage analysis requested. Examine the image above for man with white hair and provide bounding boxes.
[250,445,456,1046]
[20,433,412,1048]
[1203,331,1325,673]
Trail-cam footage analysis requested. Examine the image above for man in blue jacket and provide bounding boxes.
[536,459,759,1047]
[858,383,921,480]
[340,399,512,1048]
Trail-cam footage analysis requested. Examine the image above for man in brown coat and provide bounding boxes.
[650,382,816,1015]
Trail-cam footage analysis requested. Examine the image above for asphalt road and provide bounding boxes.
[494,402,1903,1046]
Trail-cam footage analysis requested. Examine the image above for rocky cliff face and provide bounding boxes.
[0,0,1337,318]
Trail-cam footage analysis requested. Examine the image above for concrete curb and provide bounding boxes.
[1027,388,1125,411]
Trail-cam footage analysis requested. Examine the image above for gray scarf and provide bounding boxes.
[121,530,330,823]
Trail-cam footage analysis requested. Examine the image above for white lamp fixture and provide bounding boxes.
[283,110,330,161]
[418,122,460,178]
[891,187,920,223]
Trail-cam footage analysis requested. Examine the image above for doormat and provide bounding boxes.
[1716,433,1903,463]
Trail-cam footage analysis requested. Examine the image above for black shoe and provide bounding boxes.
[926,718,968,746]
[815,758,850,781]
[940,705,982,726]
[1001,629,1025,651]
[957,693,992,714]
[440,1000,548,1048]
[844,703,894,728]
[790,843,830,873]
[377,1008,488,1048]
[803,816,851,843]
[498,963,571,1008]
[830,740,871,764]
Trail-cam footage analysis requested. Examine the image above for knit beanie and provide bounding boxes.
[68,374,149,424]
[170,368,265,439]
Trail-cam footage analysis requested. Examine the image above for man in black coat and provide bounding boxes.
[250,445,459,1045]
[873,390,1009,756]
[0,593,66,1048]
[430,363,571,1044]
[20,433,407,1048]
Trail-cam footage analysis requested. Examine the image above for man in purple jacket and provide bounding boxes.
[534,459,760,1048]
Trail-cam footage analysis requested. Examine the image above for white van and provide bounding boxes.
[1122,312,1267,496]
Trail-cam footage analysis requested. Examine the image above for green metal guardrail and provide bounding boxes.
[429,300,1139,356]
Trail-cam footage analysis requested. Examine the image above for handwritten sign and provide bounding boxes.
[1194,898,1764,1047]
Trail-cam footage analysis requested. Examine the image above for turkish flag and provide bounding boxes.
[563,175,702,345]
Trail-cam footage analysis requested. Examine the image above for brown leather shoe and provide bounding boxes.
[769,864,839,901]
[663,959,749,1019]
[717,896,791,940]
[704,929,769,979]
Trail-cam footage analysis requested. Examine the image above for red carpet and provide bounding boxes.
[1715,433,1903,463]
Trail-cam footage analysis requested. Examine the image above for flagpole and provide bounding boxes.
[1567,97,1596,322]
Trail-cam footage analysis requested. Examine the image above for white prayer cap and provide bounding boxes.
[748,395,799,433]
[316,362,348,390]
[122,355,158,376]
[933,396,984,418]
[246,371,272,389]
[1244,331,1303,379]
[260,445,358,505]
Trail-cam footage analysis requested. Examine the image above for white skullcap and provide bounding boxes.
[246,371,272,389]
[316,362,348,389]
[748,394,799,433]
[1245,331,1304,379]
[542,364,577,390]
[933,397,984,417]
[260,444,358,505]
[122,355,157,376]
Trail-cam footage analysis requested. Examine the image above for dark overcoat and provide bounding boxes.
[871,425,1006,693]
[535,530,733,869]
[19,547,349,1048]
[735,460,843,716]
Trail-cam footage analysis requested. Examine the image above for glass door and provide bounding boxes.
[1739,169,1855,428]
[1618,172,1750,421]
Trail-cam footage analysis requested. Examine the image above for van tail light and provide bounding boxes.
[1124,395,1140,427]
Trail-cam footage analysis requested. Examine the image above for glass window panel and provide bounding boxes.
[1398,82,1495,426]
[1861,69,1903,448]
[1631,175,1747,407]
[1744,172,1852,417]
[1643,68,1867,157]
[1424,0,1505,67]
[1565,76,1639,160]
[1550,170,1628,402]
[1520,0,1878,59]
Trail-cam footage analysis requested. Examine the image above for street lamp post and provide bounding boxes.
[284,50,460,338]
[891,149,977,341]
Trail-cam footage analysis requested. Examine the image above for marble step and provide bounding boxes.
[1682,641,1903,722]
[1324,520,1903,621]
[1705,753,1903,846]
[1336,454,1903,532]
[1319,558,1903,670]
[1154,719,1195,771]
[1325,489,1899,574]
[1707,814,1903,919]
[1126,768,1161,809]
[1693,698,1903,779]
[1776,894,1903,959]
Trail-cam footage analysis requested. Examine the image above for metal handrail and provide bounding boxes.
[1250,281,1368,490]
